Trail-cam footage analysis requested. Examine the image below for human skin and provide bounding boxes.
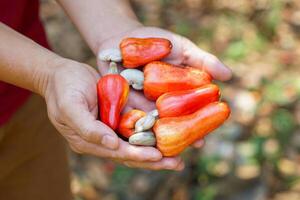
[0,0,231,171]
[0,23,183,171]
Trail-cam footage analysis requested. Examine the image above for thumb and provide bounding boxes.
[63,101,119,150]
[181,38,232,81]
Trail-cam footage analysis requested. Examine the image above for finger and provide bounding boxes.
[97,40,123,75]
[97,60,125,75]
[181,37,232,81]
[61,97,119,150]
[97,60,110,75]
[127,90,156,112]
[67,125,183,167]
[192,139,205,148]
[114,140,162,162]
[123,156,185,171]
[71,137,162,162]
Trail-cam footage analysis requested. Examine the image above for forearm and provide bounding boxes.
[57,0,142,54]
[0,23,62,95]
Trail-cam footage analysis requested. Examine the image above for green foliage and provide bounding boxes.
[173,19,192,37]
[250,136,267,162]
[264,76,300,105]
[265,1,283,35]
[199,27,214,42]
[272,109,296,146]
[195,186,217,200]
[111,165,135,187]
[249,33,268,52]
[197,156,219,174]
[224,40,247,61]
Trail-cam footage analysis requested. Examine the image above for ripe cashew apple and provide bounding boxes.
[144,61,212,100]
[118,109,146,138]
[156,84,220,118]
[120,38,172,68]
[97,63,129,130]
[153,102,230,156]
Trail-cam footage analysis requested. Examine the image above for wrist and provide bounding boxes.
[33,54,66,97]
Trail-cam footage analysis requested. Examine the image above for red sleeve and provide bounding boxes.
[0,0,51,126]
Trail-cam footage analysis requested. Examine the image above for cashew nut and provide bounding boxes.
[135,114,156,133]
[98,48,122,62]
[120,69,144,90]
[129,131,156,146]
[149,109,159,118]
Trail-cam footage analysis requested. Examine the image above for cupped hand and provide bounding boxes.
[43,58,184,170]
[97,26,232,147]
[97,26,232,79]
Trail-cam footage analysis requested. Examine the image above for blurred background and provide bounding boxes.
[40,0,300,200]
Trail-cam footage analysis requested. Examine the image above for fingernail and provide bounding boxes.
[102,135,118,149]
[219,63,232,81]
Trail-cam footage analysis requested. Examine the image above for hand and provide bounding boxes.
[97,26,232,79]
[97,26,232,146]
[43,58,184,170]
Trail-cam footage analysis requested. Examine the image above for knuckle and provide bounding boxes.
[52,113,68,129]
[114,151,126,160]
[108,151,119,160]
[128,151,144,161]
[206,54,219,65]
[117,143,146,161]
[178,34,189,46]
[57,100,69,115]
[68,137,87,154]
[80,125,95,142]
[70,144,84,154]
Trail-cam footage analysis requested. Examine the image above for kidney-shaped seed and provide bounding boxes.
[129,131,156,146]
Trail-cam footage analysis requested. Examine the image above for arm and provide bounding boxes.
[55,0,231,169]
[56,0,232,81]
[0,23,58,95]
[0,23,118,151]
[0,23,184,170]
[56,0,141,54]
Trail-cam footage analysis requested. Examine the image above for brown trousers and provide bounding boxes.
[0,94,72,200]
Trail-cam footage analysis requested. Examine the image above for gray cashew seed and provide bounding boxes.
[134,109,159,132]
[98,48,122,62]
[129,131,156,146]
[120,69,144,90]
[135,114,156,132]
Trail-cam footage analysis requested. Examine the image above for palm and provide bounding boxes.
[97,27,185,112]
[45,62,100,146]
[47,60,186,169]
[98,26,230,113]
[96,26,232,149]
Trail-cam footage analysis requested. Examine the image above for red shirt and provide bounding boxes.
[0,0,50,126]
